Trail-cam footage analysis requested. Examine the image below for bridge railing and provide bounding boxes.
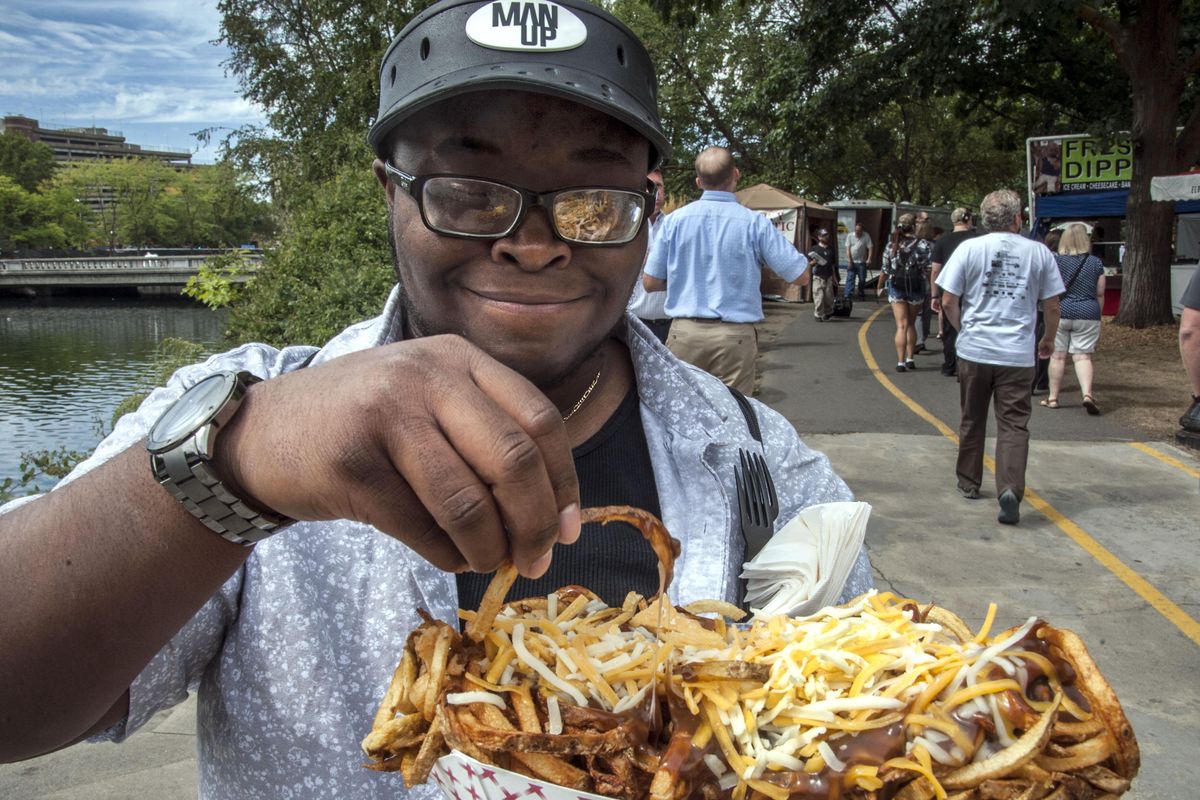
[0,254,263,274]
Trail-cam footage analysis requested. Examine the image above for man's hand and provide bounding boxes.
[215,336,582,578]
[931,295,942,313]
[1037,336,1055,360]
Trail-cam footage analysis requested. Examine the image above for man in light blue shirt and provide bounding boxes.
[644,146,809,393]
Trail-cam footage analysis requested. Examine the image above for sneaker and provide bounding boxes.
[941,368,957,377]
[895,362,907,373]
[957,484,980,500]
[997,489,1020,525]
[1181,396,1200,432]
[905,359,917,370]
[913,343,926,354]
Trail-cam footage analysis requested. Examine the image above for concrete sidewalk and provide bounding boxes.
[3,301,1197,799]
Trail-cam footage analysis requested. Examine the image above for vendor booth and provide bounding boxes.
[1031,187,1200,315]
[736,183,835,302]
[1028,134,1200,314]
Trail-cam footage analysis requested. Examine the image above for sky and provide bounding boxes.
[0,0,267,164]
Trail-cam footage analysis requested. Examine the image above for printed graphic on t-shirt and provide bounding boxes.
[982,248,1029,301]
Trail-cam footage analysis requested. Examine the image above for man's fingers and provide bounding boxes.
[343,464,469,573]
[437,367,579,577]
[385,416,512,573]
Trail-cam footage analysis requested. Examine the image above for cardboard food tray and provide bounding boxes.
[432,750,616,800]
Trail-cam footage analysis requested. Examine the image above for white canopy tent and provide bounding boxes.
[1150,171,1200,202]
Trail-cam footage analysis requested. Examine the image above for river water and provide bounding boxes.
[0,297,228,494]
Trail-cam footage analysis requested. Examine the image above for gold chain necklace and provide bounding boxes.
[562,368,603,422]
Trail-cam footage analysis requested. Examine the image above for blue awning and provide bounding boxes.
[1034,189,1200,219]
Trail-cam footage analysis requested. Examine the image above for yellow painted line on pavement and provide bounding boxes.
[858,307,1200,648]
[1126,441,1200,479]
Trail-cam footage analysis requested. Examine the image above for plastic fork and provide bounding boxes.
[735,449,780,560]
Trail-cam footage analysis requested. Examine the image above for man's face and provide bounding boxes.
[854,223,863,234]
[649,171,665,216]
[376,91,650,389]
[916,213,930,225]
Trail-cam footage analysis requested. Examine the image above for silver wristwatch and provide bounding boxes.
[146,370,292,546]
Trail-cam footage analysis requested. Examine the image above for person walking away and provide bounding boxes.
[627,169,672,342]
[936,189,1064,525]
[844,220,873,300]
[877,213,931,372]
[1179,263,1200,432]
[914,212,936,353]
[929,208,982,377]
[1042,223,1106,414]
[644,146,810,393]
[810,228,839,321]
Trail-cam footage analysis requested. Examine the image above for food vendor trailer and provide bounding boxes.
[1027,133,1200,313]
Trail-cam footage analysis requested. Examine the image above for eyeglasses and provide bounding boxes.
[384,163,654,246]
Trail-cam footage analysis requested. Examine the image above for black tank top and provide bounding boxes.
[455,387,663,610]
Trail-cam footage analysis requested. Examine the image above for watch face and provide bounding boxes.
[147,372,236,452]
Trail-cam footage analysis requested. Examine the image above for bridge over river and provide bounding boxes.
[0,253,262,296]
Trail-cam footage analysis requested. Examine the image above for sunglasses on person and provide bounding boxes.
[384,163,654,246]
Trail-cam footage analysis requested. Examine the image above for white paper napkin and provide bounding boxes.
[740,501,871,619]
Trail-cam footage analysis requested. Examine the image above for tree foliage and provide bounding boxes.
[0,175,89,251]
[614,0,1027,206]
[0,133,57,191]
[49,159,271,250]
[224,162,393,347]
[216,0,434,197]
[210,0,1196,332]
[642,0,1199,325]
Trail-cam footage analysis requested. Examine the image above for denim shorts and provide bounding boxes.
[887,279,925,306]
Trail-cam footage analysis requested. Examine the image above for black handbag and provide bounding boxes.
[832,294,853,317]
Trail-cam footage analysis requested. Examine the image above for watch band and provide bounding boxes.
[148,371,292,546]
[152,440,290,546]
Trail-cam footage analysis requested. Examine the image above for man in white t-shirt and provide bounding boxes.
[935,189,1064,525]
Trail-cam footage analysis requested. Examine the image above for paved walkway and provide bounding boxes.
[3,300,1196,799]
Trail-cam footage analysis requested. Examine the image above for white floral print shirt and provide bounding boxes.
[4,286,873,798]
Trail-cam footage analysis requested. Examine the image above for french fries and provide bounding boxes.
[364,506,1138,800]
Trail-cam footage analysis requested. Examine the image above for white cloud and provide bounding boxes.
[0,1,266,160]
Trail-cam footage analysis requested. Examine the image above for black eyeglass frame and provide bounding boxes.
[384,163,655,246]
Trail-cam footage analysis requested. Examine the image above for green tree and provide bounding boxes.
[51,158,271,250]
[217,0,433,195]
[0,132,57,191]
[647,0,1198,326]
[614,0,1025,207]
[225,162,393,346]
[0,175,89,251]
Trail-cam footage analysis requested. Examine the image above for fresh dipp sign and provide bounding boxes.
[1062,138,1133,185]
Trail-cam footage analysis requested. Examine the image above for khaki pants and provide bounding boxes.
[812,275,836,319]
[956,358,1035,498]
[667,318,758,394]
